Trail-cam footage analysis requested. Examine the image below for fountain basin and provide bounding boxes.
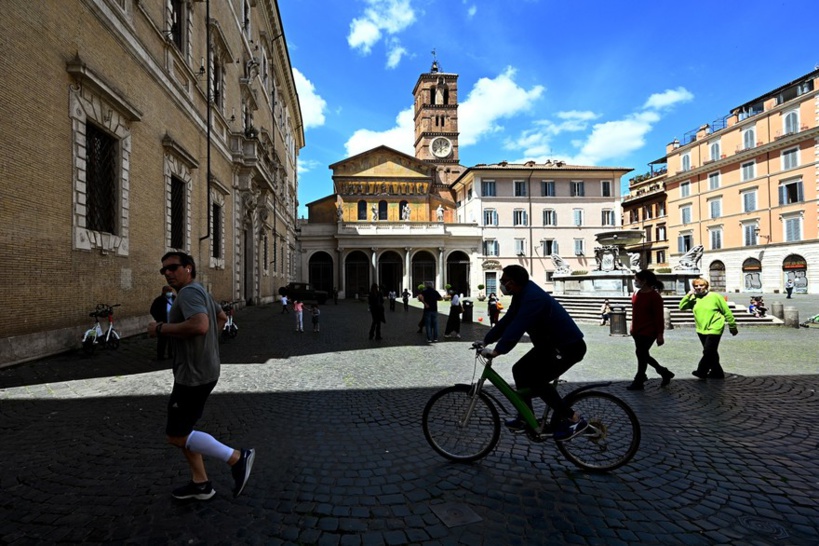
[595,229,645,246]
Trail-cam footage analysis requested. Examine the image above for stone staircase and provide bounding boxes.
[552,294,780,327]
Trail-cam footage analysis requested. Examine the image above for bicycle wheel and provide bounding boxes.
[227,324,238,338]
[553,391,640,472]
[82,336,96,355]
[422,385,500,462]
[106,333,120,350]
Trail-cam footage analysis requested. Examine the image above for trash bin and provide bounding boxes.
[461,300,474,323]
[609,306,628,336]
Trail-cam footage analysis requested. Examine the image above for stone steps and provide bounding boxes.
[553,294,779,326]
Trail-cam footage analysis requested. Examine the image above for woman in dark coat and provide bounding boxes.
[368,283,385,340]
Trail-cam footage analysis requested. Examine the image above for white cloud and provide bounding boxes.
[459,67,545,147]
[464,2,477,18]
[385,37,407,69]
[570,111,661,164]
[347,0,416,65]
[345,107,415,157]
[292,68,327,130]
[643,87,694,110]
[343,66,544,157]
[297,158,322,175]
[504,112,598,157]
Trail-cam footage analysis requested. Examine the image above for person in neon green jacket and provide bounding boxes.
[679,278,738,379]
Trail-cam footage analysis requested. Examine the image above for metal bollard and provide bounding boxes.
[771,301,784,320]
[609,307,628,336]
[783,307,799,328]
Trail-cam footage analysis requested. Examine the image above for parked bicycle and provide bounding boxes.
[221,300,240,341]
[81,304,121,355]
[422,341,641,472]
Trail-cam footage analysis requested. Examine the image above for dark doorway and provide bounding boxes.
[345,251,370,298]
[446,251,470,296]
[411,250,436,294]
[309,251,334,293]
[378,251,403,293]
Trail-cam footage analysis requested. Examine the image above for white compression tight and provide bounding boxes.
[185,430,234,462]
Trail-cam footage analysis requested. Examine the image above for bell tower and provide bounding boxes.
[413,59,459,168]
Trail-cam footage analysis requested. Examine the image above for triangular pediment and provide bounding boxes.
[330,145,433,179]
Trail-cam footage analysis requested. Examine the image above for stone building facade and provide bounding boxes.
[299,62,628,298]
[0,0,303,365]
[663,69,819,294]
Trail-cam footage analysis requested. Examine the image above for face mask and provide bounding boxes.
[634,280,643,289]
[499,283,509,296]
[165,292,173,298]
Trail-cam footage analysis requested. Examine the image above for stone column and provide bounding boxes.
[437,247,445,289]
[404,247,412,292]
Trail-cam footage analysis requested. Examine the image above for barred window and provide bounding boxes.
[211,203,222,258]
[170,176,186,249]
[85,123,118,234]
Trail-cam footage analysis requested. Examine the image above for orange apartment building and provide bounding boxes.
[658,69,818,294]
[622,164,669,269]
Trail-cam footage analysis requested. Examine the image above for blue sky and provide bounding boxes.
[279,0,818,217]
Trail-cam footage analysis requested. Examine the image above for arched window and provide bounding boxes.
[710,142,720,161]
[357,200,367,220]
[378,200,388,220]
[784,110,799,135]
[743,127,756,149]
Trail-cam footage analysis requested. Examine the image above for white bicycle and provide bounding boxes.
[81,304,121,355]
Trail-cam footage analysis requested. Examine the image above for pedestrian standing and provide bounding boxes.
[785,279,794,299]
[418,282,442,343]
[149,285,175,360]
[628,270,674,390]
[368,283,385,340]
[402,288,410,311]
[333,287,339,305]
[148,252,254,501]
[388,289,397,311]
[311,304,320,333]
[293,300,304,332]
[679,278,738,380]
[487,292,500,326]
[444,291,462,339]
[280,294,289,314]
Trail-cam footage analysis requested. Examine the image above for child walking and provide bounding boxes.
[293,300,304,332]
[311,304,321,332]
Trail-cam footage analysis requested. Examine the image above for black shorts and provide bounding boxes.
[166,381,217,438]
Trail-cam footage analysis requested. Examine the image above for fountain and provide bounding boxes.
[551,230,703,296]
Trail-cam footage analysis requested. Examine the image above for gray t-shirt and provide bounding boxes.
[169,282,221,386]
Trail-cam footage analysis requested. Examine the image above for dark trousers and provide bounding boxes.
[403,299,409,311]
[512,340,586,420]
[156,336,173,360]
[632,334,663,378]
[786,287,793,299]
[696,333,724,376]
[444,310,460,334]
[369,317,382,339]
[424,311,439,341]
[389,299,396,311]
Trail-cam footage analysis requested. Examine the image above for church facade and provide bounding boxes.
[299,62,630,298]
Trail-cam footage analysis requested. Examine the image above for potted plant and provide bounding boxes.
[477,284,486,301]
[444,283,452,300]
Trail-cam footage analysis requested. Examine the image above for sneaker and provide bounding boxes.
[553,418,588,441]
[454,334,461,339]
[505,417,527,434]
[625,381,644,391]
[231,448,255,498]
[444,334,452,338]
[659,369,675,387]
[172,481,215,501]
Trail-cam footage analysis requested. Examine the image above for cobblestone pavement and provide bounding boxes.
[1,298,818,545]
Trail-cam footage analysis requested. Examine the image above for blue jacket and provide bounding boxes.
[483,280,583,355]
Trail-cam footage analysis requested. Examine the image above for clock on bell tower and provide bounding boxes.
[412,59,459,166]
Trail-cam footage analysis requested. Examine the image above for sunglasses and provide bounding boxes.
[160,263,184,275]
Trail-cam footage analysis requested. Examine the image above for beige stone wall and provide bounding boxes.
[0,0,303,365]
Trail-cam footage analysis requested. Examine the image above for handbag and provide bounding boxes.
[496,301,503,310]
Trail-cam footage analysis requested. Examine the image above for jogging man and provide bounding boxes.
[481,265,588,441]
[148,251,255,500]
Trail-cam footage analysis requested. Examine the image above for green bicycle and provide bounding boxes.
[422,342,641,472]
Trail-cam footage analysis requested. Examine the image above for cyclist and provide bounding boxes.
[481,265,588,441]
